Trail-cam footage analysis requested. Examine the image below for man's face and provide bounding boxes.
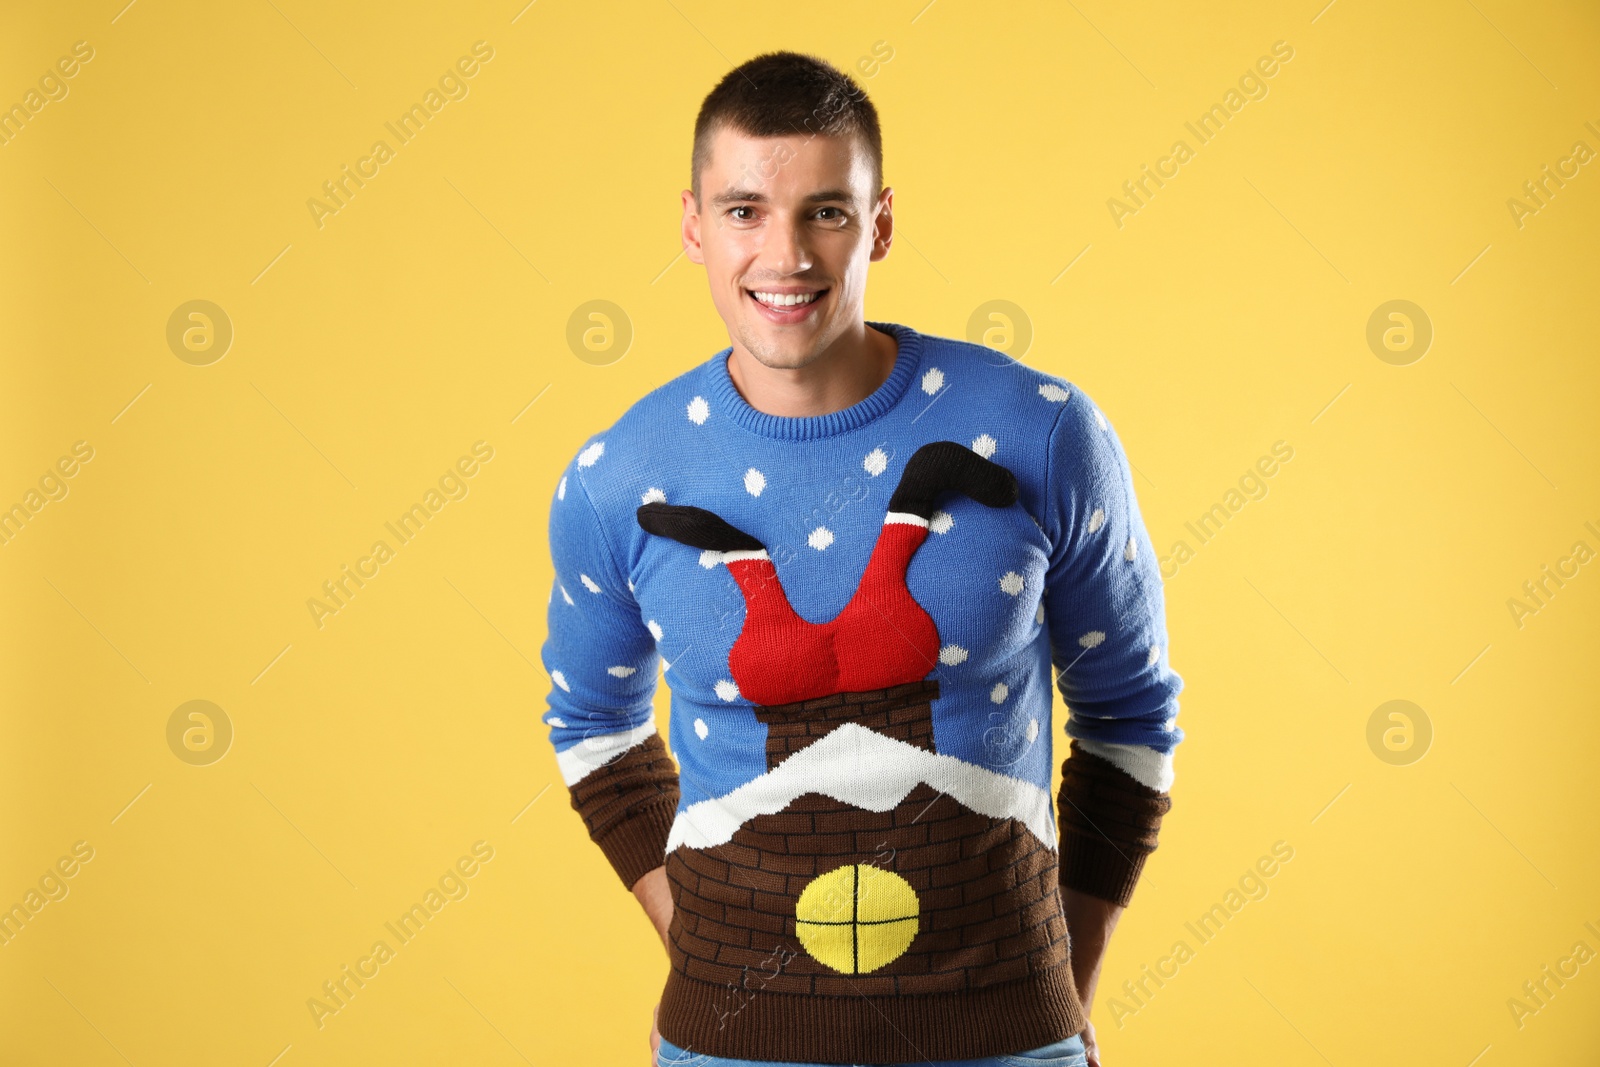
[682,125,892,370]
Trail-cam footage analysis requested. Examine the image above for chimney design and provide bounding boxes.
[635,442,1072,996]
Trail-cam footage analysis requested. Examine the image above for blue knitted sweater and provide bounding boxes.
[540,320,1183,1062]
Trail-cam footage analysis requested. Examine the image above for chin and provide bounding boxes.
[739,326,827,369]
[742,342,812,370]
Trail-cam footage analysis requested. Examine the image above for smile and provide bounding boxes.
[746,288,828,321]
[748,289,823,307]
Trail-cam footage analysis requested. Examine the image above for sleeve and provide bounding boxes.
[539,456,679,891]
[1040,386,1184,907]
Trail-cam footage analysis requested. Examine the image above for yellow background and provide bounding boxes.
[3,0,1598,1063]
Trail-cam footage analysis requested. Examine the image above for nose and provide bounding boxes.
[759,212,812,277]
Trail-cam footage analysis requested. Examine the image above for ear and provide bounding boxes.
[869,185,893,263]
[681,189,705,266]
[637,502,766,552]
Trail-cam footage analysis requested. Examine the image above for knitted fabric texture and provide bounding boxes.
[540,320,1184,1064]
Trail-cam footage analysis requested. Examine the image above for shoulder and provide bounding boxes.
[550,355,717,519]
[908,324,1122,478]
[909,325,1107,437]
[902,328,1143,559]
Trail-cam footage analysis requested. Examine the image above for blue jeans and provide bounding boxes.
[656,1032,1087,1067]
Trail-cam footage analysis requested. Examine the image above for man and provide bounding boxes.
[540,51,1182,1067]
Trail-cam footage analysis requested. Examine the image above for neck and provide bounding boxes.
[725,321,898,418]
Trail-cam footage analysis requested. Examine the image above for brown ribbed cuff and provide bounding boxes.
[1057,741,1171,907]
[1060,828,1149,906]
[594,797,677,890]
[567,731,680,891]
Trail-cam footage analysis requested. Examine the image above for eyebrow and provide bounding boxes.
[709,187,856,207]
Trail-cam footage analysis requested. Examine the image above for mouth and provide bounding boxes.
[746,286,828,324]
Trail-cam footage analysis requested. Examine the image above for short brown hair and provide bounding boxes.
[690,51,883,205]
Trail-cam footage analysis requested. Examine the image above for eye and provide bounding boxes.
[817,207,844,220]
[730,206,755,221]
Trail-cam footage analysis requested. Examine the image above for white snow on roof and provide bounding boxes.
[665,722,1055,853]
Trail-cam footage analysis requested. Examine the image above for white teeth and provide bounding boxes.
[751,290,819,307]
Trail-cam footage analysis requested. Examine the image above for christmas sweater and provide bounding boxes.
[539,320,1184,1064]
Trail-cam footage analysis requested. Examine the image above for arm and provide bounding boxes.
[1039,386,1184,1055]
[632,864,673,950]
[1061,887,1122,1017]
[539,453,680,892]
[638,862,674,1066]
[540,457,681,1067]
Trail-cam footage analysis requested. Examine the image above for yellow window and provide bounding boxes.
[795,863,919,973]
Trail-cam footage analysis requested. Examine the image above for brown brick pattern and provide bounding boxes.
[755,679,939,769]
[664,678,1073,998]
[665,784,1070,996]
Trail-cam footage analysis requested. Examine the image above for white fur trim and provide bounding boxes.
[884,512,930,528]
[702,548,770,566]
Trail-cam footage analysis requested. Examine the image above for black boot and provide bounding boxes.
[636,502,766,552]
[886,441,1018,520]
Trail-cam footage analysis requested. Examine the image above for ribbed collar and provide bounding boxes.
[706,320,923,442]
